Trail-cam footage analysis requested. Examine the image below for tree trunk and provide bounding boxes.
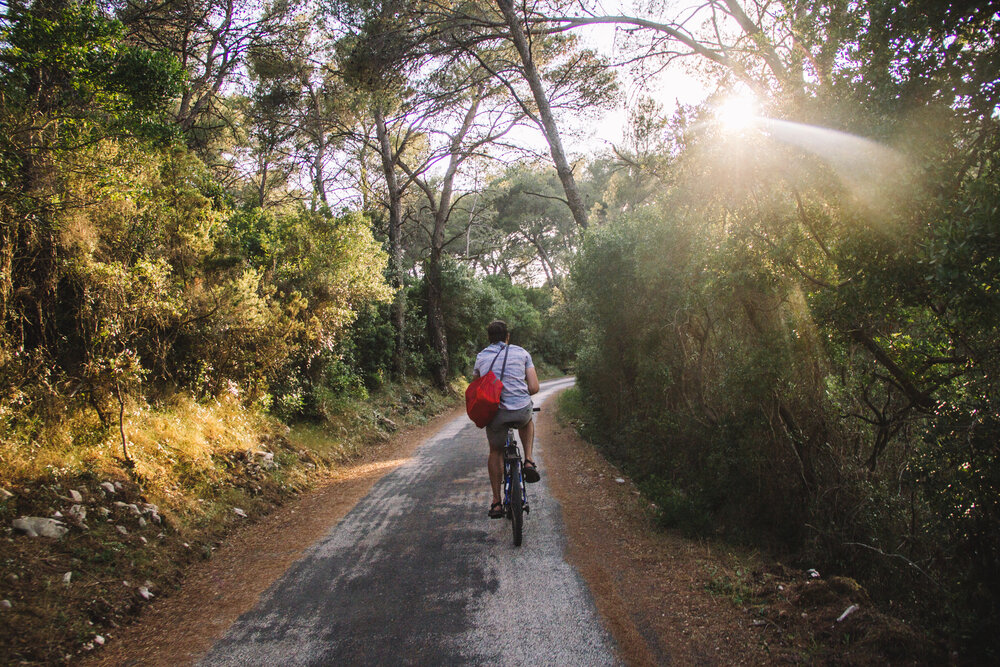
[425,250,449,389]
[496,0,588,229]
[257,159,268,207]
[411,88,483,388]
[373,105,407,378]
[528,234,559,287]
[311,134,328,209]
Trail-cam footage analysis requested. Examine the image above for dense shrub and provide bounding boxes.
[569,143,1000,651]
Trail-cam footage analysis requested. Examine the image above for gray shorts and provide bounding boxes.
[486,403,533,448]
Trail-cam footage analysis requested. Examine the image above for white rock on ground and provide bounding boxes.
[836,604,860,622]
[94,635,105,646]
[63,572,72,584]
[1,600,11,610]
[116,525,128,535]
[68,505,87,522]
[255,451,277,469]
[12,517,69,539]
[0,488,13,499]
[233,508,248,518]
[69,489,84,502]
[100,482,116,494]
[138,586,153,600]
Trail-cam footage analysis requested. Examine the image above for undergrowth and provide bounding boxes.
[555,384,949,664]
[0,380,456,665]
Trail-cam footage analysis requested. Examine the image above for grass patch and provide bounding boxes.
[555,385,586,427]
[0,379,456,665]
[703,556,762,608]
[533,359,569,381]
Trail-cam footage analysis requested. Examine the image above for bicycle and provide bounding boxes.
[502,407,539,546]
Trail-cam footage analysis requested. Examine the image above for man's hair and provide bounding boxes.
[487,320,508,344]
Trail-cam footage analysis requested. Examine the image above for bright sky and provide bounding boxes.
[560,12,715,155]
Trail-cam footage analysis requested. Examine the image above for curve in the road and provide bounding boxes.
[200,377,620,666]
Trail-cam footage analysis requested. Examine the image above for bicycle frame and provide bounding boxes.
[502,428,528,517]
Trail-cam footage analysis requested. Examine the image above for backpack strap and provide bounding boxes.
[498,343,511,382]
[485,345,505,373]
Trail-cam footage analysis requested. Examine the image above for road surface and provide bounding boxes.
[200,377,620,666]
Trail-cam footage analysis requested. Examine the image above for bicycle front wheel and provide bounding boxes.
[509,460,523,546]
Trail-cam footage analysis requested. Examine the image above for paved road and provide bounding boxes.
[200,377,619,666]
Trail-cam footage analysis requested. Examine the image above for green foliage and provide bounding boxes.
[567,4,1000,650]
[917,403,1000,648]
[0,1,182,143]
[399,259,568,377]
[0,3,394,431]
[641,475,714,537]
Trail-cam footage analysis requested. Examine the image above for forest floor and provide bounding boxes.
[5,385,946,665]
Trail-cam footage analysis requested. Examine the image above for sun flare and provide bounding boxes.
[715,94,759,131]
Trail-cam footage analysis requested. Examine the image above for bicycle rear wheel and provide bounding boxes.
[509,460,523,546]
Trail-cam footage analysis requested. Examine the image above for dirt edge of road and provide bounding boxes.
[538,397,770,666]
[86,404,466,667]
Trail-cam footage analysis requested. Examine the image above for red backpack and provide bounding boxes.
[465,345,510,428]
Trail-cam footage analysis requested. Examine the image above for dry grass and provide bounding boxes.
[0,380,457,665]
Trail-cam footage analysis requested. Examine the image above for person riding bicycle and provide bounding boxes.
[472,320,541,519]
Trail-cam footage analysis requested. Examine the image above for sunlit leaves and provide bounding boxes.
[0,1,182,142]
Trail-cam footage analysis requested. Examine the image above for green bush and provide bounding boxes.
[406,260,569,378]
[640,475,714,537]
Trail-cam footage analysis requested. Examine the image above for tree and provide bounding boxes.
[562,0,1000,649]
[334,0,617,232]
[486,165,580,286]
[334,1,565,385]
[393,68,529,386]
[494,0,590,228]
[114,0,299,146]
[0,0,182,401]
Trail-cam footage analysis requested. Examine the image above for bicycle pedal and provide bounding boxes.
[523,504,530,515]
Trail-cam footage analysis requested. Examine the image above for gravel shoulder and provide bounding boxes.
[538,400,771,666]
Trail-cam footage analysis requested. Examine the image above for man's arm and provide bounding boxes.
[526,366,540,395]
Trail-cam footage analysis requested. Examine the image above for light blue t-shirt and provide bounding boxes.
[474,342,534,410]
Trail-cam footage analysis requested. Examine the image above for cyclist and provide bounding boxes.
[471,320,541,518]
